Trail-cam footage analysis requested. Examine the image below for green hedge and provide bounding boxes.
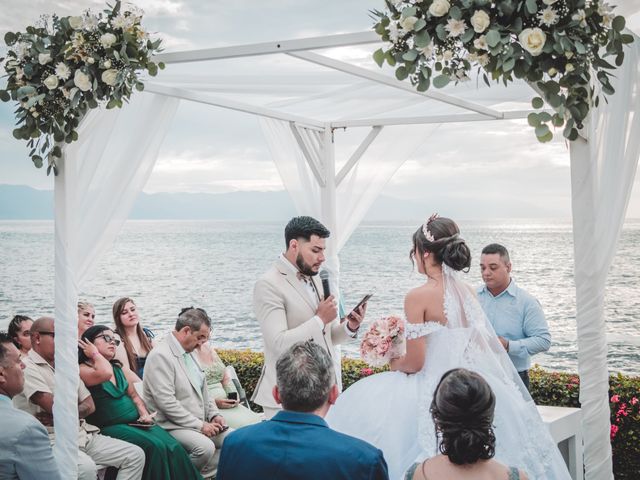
[218,350,639,479]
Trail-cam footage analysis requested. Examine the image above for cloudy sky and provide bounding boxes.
[1,0,639,219]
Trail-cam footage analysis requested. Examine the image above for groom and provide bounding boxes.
[252,216,366,419]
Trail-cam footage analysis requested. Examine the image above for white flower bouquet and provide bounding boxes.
[371,0,634,143]
[0,1,164,173]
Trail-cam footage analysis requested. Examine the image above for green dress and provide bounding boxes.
[203,352,261,429]
[86,365,203,480]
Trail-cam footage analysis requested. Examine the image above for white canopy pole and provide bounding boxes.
[53,146,80,478]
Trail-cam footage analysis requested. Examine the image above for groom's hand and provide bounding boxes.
[346,303,367,331]
[317,296,338,325]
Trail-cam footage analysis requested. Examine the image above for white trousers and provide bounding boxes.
[77,433,145,480]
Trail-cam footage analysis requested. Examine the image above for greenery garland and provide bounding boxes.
[0,1,164,174]
[371,0,634,142]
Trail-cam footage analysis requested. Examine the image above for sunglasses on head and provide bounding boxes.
[95,334,121,346]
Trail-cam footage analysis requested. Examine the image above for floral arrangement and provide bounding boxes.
[372,0,634,142]
[0,1,164,173]
[360,315,406,367]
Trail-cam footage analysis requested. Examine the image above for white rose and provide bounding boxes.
[101,69,119,86]
[74,70,92,92]
[100,33,117,48]
[519,28,546,56]
[69,16,84,30]
[400,16,419,31]
[103,60,112,69]
[542,0,558,4]
[38,53,52,65]
[470,10,490,33]
[442,50,453,61]
[565,63,575,72]
[43,74,59,90]
[474,35,488,50]
[86,57,95,64]
[428,0,450,17]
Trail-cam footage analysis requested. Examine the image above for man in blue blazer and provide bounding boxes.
[0,332,61,480]
[217,341,388,480]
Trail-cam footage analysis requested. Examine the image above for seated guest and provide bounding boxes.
[8,315,33,356]
[0,331,61,480]
[77,301,96,337]
[217,341,389,480]
[144,307,231,479]
[13,317,145,480]
[405,368,528,480]
[79,325,204,480]
[194,341,261,429]
[113,297,155,379]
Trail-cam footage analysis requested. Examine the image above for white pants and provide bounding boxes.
[78,433,145,480]
[169,428,231,479]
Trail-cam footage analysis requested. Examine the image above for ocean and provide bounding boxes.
[0,219,638,375]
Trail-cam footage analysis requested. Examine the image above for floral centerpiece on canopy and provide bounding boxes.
[372,0,634,142]
[0,1,164,173]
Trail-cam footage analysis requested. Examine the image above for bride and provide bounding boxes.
[326,215,571,480]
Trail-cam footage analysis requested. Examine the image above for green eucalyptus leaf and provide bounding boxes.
[525,0,537,14]
[435,23,447,41]
[413,19,426,31]
[574,41,586,54]
[539,131,553,143]
[486,30,501,48]
[402,6,417,18]
[395,65,409,81]
[12,128,23,140]
[535,124,550,137]
[532,97,544,109]
[552,114,564,127]
[449,6,462,19]
[615,52,624,67]
[502,57,515,72]
[4,32,17,45]
[414,30,431,48]
[373,48,385,67]
[527,112,540,127]
[402,50,418,62]
[612,16,626,32]
[417,77,430,91]
[539,112,552,122]
[0,90,10,102]
[460,29,474,43]
[620,34,634,44]
[432,74,450,88]
[32,155,43,168]
[547,94,563,108]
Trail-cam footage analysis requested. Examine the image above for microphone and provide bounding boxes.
[319,270,331,300]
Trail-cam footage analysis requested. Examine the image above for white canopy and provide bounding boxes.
[50,23,640,480]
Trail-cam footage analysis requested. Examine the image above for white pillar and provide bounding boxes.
[319,124,344,389]
[53,148,80,478]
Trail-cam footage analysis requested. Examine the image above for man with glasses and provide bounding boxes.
[13,317,145,480]
[144,307,231,479]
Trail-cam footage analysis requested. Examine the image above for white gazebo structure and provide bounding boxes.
[50,18,639,480]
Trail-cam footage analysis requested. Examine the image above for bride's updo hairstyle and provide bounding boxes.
[430,368,496,465]
[411,215,471,272]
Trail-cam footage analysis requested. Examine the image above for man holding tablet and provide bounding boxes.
[252,216,367,419]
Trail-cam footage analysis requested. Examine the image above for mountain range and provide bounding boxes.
[0,184,560,221]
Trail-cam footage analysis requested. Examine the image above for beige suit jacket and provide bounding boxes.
[252,257,351,409]
[143,333,219,431]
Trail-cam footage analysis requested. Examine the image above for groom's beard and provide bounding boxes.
[296,254,318,277]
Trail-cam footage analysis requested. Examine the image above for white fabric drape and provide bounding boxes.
[53,92,179,477]
[569,38,640,480]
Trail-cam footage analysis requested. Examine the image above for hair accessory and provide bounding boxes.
[422,213,439,242]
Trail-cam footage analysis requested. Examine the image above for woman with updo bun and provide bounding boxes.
[327,215,570,480]
[406,368,527,480]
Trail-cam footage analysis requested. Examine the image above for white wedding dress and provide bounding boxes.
[326,266,571,480]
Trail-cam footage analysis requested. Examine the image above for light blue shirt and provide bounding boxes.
[477,279,551,372]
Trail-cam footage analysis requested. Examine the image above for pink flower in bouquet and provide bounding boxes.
[610,394,620,403]
[360,315,406,367]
